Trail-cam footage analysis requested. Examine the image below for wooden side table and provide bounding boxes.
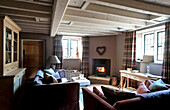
[119,70,162,89]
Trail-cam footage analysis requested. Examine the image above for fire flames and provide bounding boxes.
[97,67,105,72]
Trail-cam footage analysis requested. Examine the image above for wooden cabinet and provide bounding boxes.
[0,15,21,75]
[0,15,26,110]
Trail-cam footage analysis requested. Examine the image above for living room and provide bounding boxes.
[0,0,170,110]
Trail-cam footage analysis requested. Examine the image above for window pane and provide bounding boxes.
[70,39,78,58]
[144,33,154,55]
[62,39,69,58]
[157,31,165,61]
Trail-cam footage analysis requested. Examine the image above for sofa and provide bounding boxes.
[82,80,170,110]
[13,69,80,110]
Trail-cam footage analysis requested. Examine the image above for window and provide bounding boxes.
[62,37,81,59]
[144,33,154,55]
[157,31,165,61]
[143,30,165,62]
[136,25,165,63]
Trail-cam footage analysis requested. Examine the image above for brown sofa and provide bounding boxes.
[14,82,80,110]
[82,87,170,110]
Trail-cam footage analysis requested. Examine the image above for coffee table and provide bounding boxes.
[72,77,90,87]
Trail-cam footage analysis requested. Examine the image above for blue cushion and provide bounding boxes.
[52,71,60,79]
[149,79,168,91]
[58,70,65,78]
[36,70,44,78]
[44,68,55,75]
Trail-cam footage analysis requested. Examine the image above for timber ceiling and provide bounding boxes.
[0,0,170,37]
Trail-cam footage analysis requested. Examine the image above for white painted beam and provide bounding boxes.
[0,0,51,14]
[65,7,149,26]
[87,0,170,17]
[86,3,159,21]
[50,0,70,37]
[59,24,119,31]
[0,8,50,18]
[63,15,137,29]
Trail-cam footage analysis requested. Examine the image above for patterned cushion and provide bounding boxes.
[36,70,44,78]
[149,79,168,91]
[137,82,150,94]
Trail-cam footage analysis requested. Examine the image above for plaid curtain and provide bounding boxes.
[53,36,63,69]
[81,37,89,77]
[162,22,170,83]
[122,31,136,70]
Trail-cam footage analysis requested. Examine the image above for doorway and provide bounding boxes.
[23,40,44,78]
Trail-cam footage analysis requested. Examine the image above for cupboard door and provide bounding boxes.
[5,27,12,64]
[13,75,20,93]
[13,32,18,62]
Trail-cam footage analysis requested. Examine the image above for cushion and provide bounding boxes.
[58,70,65,78]
[93,86,108,101]
[44,73,58,84]
[33,75,43,84]
[53,71,60,79]
[145,80,154,89]
[44,68,55,75]
[137,82,150,94]
[101,86,136,105]
[149,79,168,91]
[36,70,44,78]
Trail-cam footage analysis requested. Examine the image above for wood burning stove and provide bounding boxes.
[93,59,110,77]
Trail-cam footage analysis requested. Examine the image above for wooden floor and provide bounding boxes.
[79,84,137,110]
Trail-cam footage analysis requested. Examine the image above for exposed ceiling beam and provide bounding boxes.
[50,0,70,37]
[58,27,117,33]
[0,8,51,18]
[0,0,51,14]
[21,30,49,34]
[87,0,170,17]
[85,3,159,21]
[59,24,119,31]
[14,0,52,6]
[65,7,149,26]
[63,15,137,29]
[16,23,50,28]
[13,19,49,24]
[59,25,119,31]
[81,1,90,10]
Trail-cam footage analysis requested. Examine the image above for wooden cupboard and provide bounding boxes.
[0,15,26,110]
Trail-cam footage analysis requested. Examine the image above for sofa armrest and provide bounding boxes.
[113,97,142,110]
[82,87,115,110]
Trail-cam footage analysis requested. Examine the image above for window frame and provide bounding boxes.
[62,36,81,59]
[142,29,165,64]
[144,33,154,55]
[156,31,165,61]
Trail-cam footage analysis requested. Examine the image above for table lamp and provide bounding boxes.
[48,55,61,70]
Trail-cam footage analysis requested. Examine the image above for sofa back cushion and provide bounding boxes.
[93,86,108,101]
[101,86,136,105]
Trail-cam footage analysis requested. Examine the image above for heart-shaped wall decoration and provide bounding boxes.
[96,46,106,55]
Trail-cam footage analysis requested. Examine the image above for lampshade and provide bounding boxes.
[48,55,61,64]
[142,55,154,63]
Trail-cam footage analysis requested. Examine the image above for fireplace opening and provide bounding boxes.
[93,59,110,77]
[97,67,105,73]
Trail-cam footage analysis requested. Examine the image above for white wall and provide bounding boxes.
[89,34,125,78]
